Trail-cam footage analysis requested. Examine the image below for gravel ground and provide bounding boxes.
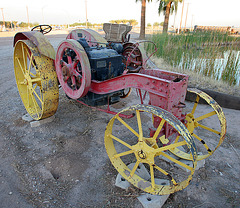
[0,32,239,208]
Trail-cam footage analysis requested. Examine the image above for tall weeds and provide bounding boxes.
[146,31,240,86]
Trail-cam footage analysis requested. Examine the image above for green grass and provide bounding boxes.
[146,31,240,86]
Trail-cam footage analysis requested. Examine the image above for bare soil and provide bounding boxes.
[0,33,239,208]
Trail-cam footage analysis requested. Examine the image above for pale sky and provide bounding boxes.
[1,0,240,27]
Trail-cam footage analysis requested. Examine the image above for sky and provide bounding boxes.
[1,0,240,28]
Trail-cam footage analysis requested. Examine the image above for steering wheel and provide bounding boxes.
[31,25,52,35]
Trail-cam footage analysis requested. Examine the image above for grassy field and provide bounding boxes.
[146,31,240,87]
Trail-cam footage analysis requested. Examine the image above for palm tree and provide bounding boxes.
[136,0,152,39]
[158,0,183,33]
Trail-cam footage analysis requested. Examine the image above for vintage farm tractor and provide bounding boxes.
[13,24,226,195]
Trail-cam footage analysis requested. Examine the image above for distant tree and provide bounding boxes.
[157,0,182,33]
[136,0,153,39]
[129,19,138,26]
[109,19,138,26]
[153,22,160,27]
[121,19,128,24]
[19,22,28,27]
[147,23,152,27]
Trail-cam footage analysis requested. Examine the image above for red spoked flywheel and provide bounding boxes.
[55,39,91,99]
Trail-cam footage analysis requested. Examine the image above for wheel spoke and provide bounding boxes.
[116,115,139,137]
[28,53,33,73]
[72,70,82,77]
[30,72,37,77]
[155,141,187,155]
[21,43,27,70]
[29,93,40,118]
[154,165,177,185]
[71,75,77,88]
[31,77,42,83]
[198,123,221,135]
[130,161,140,177]
[195,111,216,122]
[113,149,134,158]
[191,95,200,114]
[150,165,155,189]
[160,152,193,171]
[136,110,143,141]
[173,135,180,143]
[32,87,43,105]
[110,134,133,150]
[192,133,212,153]
[152,119,166,141]
[30,60,38,73]
[27,87,30,107]
[16,57,26,76]
[67,55,72,64]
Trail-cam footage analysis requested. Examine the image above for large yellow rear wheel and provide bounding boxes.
[105,104,197,195]
[14,40,59,120]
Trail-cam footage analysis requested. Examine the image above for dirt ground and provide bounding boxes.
[0,32,239,208]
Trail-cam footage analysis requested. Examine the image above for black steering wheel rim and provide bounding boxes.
[31,24,52,35]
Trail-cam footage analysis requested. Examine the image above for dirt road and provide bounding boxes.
[0,33,239,208]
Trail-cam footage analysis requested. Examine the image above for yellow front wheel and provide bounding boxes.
[105,104,197,195]
[14,40,59,120]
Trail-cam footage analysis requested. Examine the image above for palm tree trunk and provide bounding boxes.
[163,1,172,33]
[139,0,146,39]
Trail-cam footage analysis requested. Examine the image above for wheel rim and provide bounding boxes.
[105,104,197,195]
[55,39,91,99]
[168,88,227,161]
[14,40,59,120]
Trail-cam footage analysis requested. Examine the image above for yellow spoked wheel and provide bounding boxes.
[105,104,197,195]
[14,40,59,120]
[168,88,227,161]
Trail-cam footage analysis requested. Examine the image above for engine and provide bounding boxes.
[77,38,125,106]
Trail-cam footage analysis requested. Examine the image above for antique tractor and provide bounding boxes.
[13,24,226,195]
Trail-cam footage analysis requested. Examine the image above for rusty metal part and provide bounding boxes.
[55,39,91,99]
[13,31,55,60]
[105,104,197,195]
[14,40,59,120]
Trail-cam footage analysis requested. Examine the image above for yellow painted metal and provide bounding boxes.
[168,88,227,161]
[105,104,197,195]
[14,40,59,120]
